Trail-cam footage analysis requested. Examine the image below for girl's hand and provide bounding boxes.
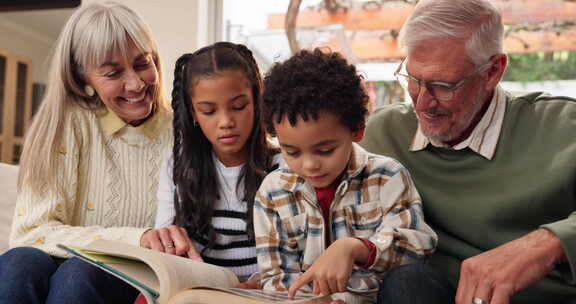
[287,238,369,298]
[140,225,203,261]
[233,280,260,289]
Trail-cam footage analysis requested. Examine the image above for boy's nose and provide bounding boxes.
[302,157,320,171]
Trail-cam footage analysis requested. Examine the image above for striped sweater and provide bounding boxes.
[155,153,282,281]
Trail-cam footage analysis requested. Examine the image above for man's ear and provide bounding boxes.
[484,53,507,91]
[352,127,365,142]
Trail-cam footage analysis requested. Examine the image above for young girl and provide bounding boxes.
[140,42,280,285]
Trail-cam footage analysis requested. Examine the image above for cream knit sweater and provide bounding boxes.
[9,104,172,258]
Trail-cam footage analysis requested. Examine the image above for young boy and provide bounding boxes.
[254,49,438,304]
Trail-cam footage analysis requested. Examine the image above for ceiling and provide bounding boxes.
[0,8,76,41]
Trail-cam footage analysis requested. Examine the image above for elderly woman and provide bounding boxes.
[0,2,172,303]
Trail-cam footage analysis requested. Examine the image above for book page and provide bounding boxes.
[151,250,240,298]
[79,240,240,303]
[111,263,160,292]
[168,287,333,304]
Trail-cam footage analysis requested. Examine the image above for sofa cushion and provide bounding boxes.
[0,163,18,254]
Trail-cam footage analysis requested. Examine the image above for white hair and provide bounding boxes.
[19,2,169,193]
[398,0,504,66]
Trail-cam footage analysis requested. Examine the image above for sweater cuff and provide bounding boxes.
[352,237,377,269]
[120,227,151,247]
[541,215,576,285]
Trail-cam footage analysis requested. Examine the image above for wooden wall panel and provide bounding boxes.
[0,48,32,164]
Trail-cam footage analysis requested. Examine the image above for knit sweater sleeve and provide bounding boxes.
[155,150,176,228]
[541,212,576,284]
[9,109,148,257]
[533,97,576,285]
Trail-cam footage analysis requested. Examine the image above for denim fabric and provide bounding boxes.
[0,247,139,304]
[377,263,456,304]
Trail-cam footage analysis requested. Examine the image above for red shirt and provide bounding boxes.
[314,181,376,269]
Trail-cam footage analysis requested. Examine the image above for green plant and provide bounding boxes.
[503,51,576,82]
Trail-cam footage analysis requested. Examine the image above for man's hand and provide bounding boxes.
[456,229,564,304]
[140,225,203,261]
[287,238,370,298]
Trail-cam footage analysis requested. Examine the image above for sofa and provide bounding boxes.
[0,162,18,254]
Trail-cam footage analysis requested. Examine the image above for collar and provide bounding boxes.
[410,85,507,160]
[279,143,370,194]
[97,107,167,140]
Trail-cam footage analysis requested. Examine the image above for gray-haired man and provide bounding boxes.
[362,0,576,303]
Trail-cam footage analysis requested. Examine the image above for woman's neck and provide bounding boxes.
[125,103,156,127]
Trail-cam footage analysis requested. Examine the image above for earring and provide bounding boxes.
[84,85,95,97]
[193,119,198,127]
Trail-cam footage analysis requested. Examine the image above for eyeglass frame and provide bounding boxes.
[394,58,493,102]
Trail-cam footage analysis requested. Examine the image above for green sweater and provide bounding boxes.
[360,92,576,303]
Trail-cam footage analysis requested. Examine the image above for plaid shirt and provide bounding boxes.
[254,143,437,298]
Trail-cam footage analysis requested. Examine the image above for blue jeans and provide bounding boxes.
[0,247,139,304]
[377,263,456,304]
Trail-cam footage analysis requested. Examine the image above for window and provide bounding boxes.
[222,0,576,110]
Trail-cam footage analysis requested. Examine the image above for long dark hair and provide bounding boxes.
[171,42,275,248]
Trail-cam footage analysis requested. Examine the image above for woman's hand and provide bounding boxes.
[140,225,202,261]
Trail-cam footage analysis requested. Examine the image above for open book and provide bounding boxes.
[58,240,331,304]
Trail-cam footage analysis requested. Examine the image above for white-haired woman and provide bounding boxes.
[0,2,172,303]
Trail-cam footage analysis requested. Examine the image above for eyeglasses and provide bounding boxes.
[394,58,492,102]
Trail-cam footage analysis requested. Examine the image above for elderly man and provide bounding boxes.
[361,0,576,304]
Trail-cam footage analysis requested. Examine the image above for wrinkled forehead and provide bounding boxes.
[406,38,474,78]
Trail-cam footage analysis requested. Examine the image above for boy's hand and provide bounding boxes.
[287,238,369,298]
[140,225,203,261]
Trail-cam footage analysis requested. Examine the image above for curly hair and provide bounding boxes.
[262,48,368,135]
[171,42,276,248]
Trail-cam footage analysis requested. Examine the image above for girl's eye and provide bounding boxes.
[201,110,215,115]
[232,103,248,111]
[285,150,299,157]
